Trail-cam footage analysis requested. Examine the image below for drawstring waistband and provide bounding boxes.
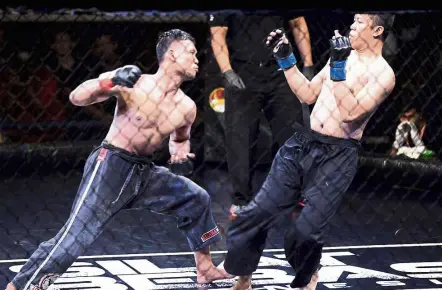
[101,140,154,164]
[100,140,150,202]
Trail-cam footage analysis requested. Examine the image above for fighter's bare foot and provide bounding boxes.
[197,266,234,284]
[230,275,252,290]
[5,282,18,290]
[294,271,319,290]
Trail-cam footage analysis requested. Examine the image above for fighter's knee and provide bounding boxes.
[195,189,211,206]
[287,222,322,245]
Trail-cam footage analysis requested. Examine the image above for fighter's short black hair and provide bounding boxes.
[156,29,196,63]
[369,14,395,40]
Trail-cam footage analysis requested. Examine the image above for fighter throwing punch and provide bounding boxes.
[223,13,396,290]
[6,29,232,290]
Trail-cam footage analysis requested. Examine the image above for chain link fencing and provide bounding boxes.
[0,7,441,290]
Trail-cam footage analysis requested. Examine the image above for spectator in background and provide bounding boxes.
[0,28,12,73]
[209,12,315,217]
[0,28,12,143]
[29,30,112,143]
[0,28,28,74]
[90,34,123,72]
[28,30,76,142]
[391,108,436,160]
[86,33,124,119]
[0,27,38,143]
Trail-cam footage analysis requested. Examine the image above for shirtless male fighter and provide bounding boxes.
[223,13,396,290]
[6,29,231,290]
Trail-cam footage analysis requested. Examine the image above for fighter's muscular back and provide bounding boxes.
[106,75,196,155]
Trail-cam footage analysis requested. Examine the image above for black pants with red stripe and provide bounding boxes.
[224,124,360,288]
[12,141,221,290]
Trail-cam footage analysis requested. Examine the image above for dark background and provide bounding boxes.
[1,8,442,290]
[0,8,441,168]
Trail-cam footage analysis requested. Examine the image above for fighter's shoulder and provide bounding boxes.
[137,74,156,86]
[368,58,396,97]
[180,91,197,108]
[133,74,157,92]
[375,57,395,81]
[179,91,197,114]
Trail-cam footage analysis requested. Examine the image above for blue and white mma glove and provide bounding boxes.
[329,36,352,81]
[266,28,297,70]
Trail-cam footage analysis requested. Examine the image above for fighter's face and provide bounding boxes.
[171,40,199,80]
[348,14,380,50]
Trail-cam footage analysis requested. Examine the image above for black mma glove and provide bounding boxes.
[329,33,352,81]
[111,65,142,88]
[265,28,297,70]
[222,70,245,90]
[167,156,195,177]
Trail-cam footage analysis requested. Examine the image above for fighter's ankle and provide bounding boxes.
[238,275,252,283]
[6,282,18,290]
[312,270,319,279]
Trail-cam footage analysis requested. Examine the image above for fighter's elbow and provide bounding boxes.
[69,92,81,106]
[69,91,90,106]
[305,97,317,105]
[341,112,357,123]
[301,94,317,105]
[342,111,368,123]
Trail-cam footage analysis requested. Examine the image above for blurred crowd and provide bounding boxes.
[0,28,123,143]
[0,12,440,161]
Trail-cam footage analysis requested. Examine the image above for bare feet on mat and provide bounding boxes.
[230,275,252,290]
[197,265,234,284]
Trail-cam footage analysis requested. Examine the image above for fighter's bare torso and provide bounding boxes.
[310,51,393,140]
[105,74,195,155]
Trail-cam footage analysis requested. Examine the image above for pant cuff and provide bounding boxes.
[11,278,26,290]
[224,261,256,276]
[191,232,222,251]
